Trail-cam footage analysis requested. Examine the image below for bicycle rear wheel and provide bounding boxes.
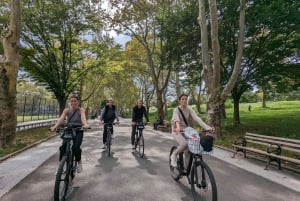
[54,156,71,201]
[190,159,217,201]
[138,131,144,158]
[169,146,181,181]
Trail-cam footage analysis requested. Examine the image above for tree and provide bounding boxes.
[198,0,246,137]
[21,0,103,114]
[0,0,21,148]
[100,0,172,119]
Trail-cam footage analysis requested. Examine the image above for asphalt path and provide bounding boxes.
[0,119,299,201]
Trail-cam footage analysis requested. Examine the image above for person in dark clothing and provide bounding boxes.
[131,99,150,149]
[99,98,119,149]
[153,116,164,130]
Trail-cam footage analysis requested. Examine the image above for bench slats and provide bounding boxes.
[245,136,300,150]
[246,132,300,145]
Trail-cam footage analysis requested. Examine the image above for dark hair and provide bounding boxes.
[69,95,79,101]
[178,93,188,100]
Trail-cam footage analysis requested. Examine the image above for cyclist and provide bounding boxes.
[170,93,213,167]
[131,99,150,149]
[99,98,119,149]
[50,95,89,173]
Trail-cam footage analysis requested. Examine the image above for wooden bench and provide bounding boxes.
[157,120,171,132]
[232,132,300,170]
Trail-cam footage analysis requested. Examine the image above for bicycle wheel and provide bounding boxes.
[190,159,217,201]
[138,131,144,158]
[54,156,71,201]
[169,146,181,181]
[70,153,76,179]
[107,131,111,157]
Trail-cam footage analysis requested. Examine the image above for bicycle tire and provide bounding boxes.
[107,131,111,157]
[54,156,71,201]
[70,153,76,179]
[190,159,217,201]
[169,146,181,181]
[138,130,144,158]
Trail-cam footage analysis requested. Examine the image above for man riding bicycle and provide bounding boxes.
[99,98,119,149]
[131,99,150,149]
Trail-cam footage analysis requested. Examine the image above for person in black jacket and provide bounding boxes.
[131,99,150,149]
[99,98,119,149]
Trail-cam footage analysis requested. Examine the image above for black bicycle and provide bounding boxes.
[103,122,117,157]
[54,124,85,201]
[169,130,217,201]
[133,121,145,158]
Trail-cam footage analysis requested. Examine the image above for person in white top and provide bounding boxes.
[170,93,213,167]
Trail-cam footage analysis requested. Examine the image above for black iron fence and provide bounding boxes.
[17,96,59,122]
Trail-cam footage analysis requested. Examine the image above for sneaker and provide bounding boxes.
[170,153,177,167]
[101,145,107,149]
[111,134,115,139]
[77,163,83,173]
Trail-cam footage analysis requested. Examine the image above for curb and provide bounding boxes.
[0,133,58,163]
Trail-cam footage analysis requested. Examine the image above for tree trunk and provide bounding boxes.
[0,0,21,148]
[220,103,226,119]
[233,98,240,124]
[262,86,267,108]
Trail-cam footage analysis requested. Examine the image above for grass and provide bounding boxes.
[0,126,56,158]
[17,115,59,122]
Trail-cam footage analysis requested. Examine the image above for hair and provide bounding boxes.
[107,98,113,103]
[69,95,79,101]
[178,93,188,101]
[136,99,143,104]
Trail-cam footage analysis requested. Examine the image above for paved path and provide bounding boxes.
[0,119,299,200]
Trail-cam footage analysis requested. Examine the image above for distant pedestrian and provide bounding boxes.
[248,104,252,112]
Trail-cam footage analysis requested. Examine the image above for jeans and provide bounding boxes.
[59,131,83,162]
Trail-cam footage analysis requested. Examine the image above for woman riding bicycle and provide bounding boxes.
[50,95,89,173]
[131,99,150,149]
[170,93,213,168]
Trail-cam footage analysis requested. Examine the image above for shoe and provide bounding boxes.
[111,134,115,139]
[170,153,177,167]
[77,162,83,173]
[101,145,107,149]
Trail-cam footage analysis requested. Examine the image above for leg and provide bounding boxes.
[103,124,108,145]
[73,131,83,162]
[131,125,137,146]
[171,132,188,167]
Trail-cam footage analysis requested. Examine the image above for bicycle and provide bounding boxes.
[103,122,117,157]
[133,121,145,158]
[169,130,217,201]
[54,124,88,201]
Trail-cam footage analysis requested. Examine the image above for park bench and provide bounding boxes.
[232,132,300,170]
[157,120,171,132]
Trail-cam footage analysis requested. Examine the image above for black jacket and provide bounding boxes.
[132,105,149,122]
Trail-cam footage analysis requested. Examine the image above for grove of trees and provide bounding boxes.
[0,0,299,147]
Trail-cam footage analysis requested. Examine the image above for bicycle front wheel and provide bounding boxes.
[54,156,71,201]
[169,146,181,181]
[107,133,111,157]
[138,131,144,158]
[190,159,217,201]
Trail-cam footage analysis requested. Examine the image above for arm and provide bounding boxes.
[189,108,212,130]
[143,107,149,122]
[171,107,181,134]
[80,108,89,128]
[131,107,136,122]
[99,107,106,121]
[50,109,68,131]
[114,106,119,122]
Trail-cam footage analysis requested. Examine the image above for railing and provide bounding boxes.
[16,119,57,131]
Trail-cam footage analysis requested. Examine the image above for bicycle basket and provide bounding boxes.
[187,138,203,154]
[61,129,74,139]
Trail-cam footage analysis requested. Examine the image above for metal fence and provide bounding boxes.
[17,96,59,122]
